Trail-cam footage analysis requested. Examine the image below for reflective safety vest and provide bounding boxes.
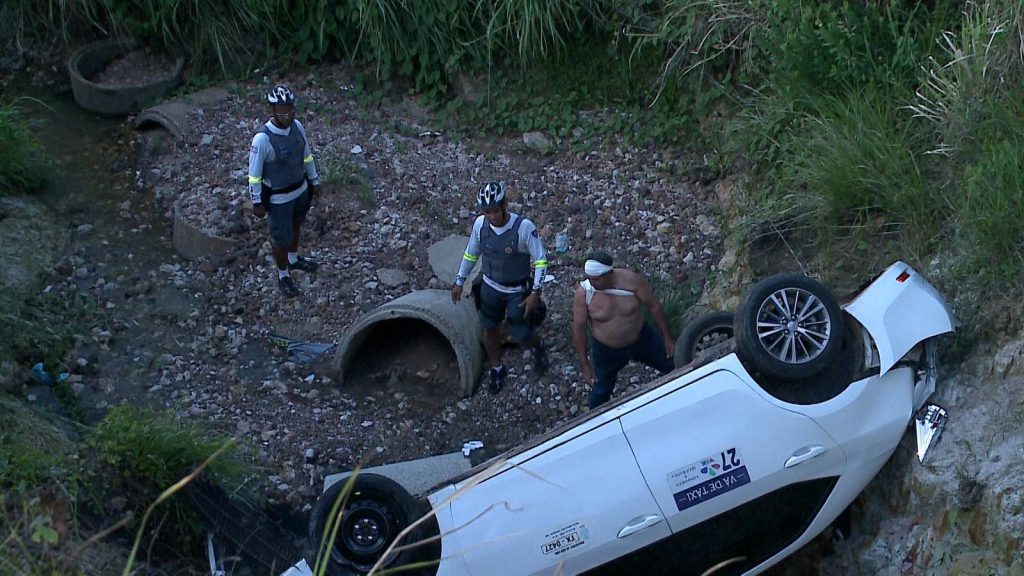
[481,215,531,287]
[258,125,306,195]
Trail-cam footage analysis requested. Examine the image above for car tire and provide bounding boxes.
[308,473,429,576]
[735,273,844,381]
[674,311,735,368]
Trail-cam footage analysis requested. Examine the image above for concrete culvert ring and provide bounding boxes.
[334,290,484,398]
[68,38,185,116]
[172,195,240,262]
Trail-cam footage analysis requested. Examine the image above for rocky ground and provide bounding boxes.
[23,63,725,516]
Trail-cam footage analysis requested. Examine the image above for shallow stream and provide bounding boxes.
[10,86,203,421]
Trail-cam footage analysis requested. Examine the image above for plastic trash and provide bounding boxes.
[31,363,54,386]
[278,559,313,576]
[267,333,338,364]
[555,231,570,253]
[462,440,484,457]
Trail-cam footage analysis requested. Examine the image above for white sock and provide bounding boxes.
[278,269,289,279]
[288,252,299,264]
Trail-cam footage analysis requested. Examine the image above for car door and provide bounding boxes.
[441,419,672,576]
[615,365,846,575]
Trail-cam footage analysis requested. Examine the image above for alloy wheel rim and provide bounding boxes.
[755,287,831,364]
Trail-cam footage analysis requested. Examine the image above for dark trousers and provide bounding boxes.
[589,322,673,409]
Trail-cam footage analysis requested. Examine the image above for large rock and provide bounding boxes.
[523,131,554,155]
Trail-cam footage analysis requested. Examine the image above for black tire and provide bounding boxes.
[735,273,844,381]
[674,311,735,368]
[308,473,429,576]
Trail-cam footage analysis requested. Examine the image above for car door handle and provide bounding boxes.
[617,514,664,538]
[785,445,827,468]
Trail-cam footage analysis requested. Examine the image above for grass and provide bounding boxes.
[720,1,1024,339]
[319,156,376,208]
[649,276,702,336]
[1,396,256,575]
[0,290,98,378]
[0,97,49,194]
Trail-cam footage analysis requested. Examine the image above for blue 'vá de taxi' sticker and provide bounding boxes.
[667,447,750,511]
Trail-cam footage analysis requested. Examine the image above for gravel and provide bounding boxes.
[46,66,726,512]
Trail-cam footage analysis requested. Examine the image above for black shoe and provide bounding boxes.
[288,256,319,273]
[278,275,299,298]
[532,342,548,375]
[488,365,506,394]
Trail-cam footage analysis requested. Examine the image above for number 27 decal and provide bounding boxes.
[719,448,741,471]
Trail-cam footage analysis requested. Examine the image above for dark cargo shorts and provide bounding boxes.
[478,281,546,344]
[267,189,311,248]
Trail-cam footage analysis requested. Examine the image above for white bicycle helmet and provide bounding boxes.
[267,85,296,105]
[476,182,506,208]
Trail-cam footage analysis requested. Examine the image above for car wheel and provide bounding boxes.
[308,473,426,576]
[735,273,844,381]
[674,311,735,367]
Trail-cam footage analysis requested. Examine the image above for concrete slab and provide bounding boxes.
[428,234,477,284]
[323,450,474,496]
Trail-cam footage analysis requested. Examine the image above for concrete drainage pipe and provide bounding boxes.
[68,38,185,116]
[334,290,484,397]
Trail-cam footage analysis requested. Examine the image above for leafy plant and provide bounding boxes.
[764,0,958,99]
[86,406,251,559]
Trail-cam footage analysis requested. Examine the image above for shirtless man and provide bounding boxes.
[572,251,676,408]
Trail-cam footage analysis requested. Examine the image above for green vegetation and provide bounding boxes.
[319,155,376,208]
[0,290,100,384]
[0,98,48,193]
[1,396,252,574]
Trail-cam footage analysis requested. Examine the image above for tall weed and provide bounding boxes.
[87,406,251,558]
[483,0,585,61]
[0,98,48,194]
[954,135,1024,285]
[619,0,767,88]
[907,0,1024,162]
[904,1,1024,288]
[782,89,933,233]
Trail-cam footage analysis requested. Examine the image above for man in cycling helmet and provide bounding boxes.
[247,84,322,298]
[451,182,549,393]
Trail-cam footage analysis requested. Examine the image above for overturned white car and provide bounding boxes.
[308,261,954,576]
